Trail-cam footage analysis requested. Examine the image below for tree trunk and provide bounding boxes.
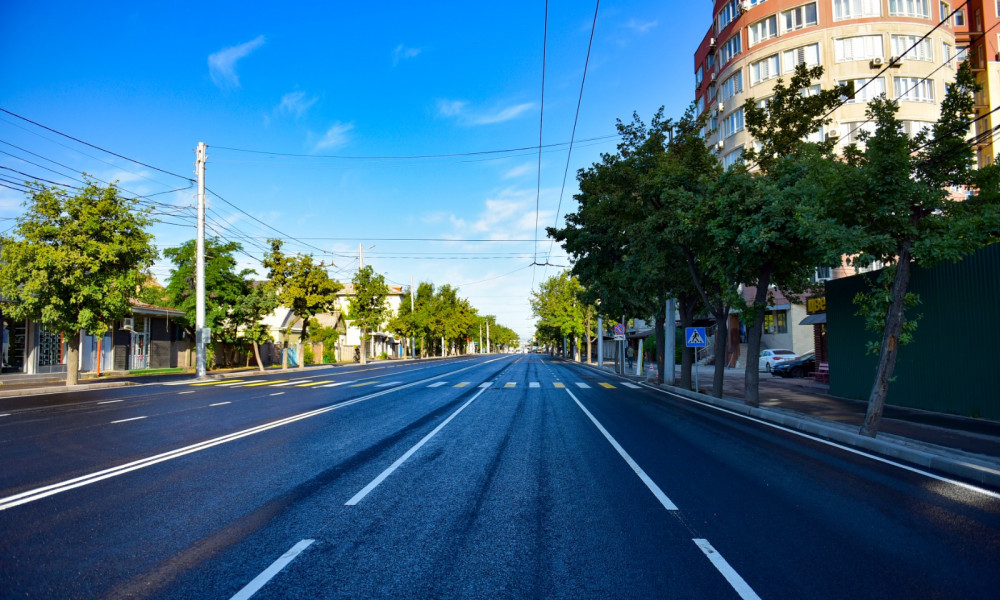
[678,294,696,390]
[744,262,772,408]
[360,328,368,365]
[66,330,80,386]
[861,243,914,438]
[281,336,288,370]
[253,340,264,373]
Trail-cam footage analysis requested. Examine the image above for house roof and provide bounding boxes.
[131,300,185,318]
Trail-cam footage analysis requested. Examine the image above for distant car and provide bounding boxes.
[758,348,797,372]
[771,351,817,378]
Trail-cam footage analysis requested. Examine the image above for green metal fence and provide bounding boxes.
[827,243,1000,421]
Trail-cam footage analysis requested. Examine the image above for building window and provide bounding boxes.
[833,0,882,20]
[956,44,969,63]
[721,71,744,101]
[942,42,954,67]
[891,34,934,61]
[751,54,780,85]
[835,35,884,62]
[814,267,833,281]
[723,145,745,169]
[782,3,819,33]
[940,1,951,20]
[903,120,935,137]
[709,115,719,134]
[889,0,931,18]
[723,108,745,138]
[764,311,788,334]
[895,77,935,102]
[840,77,886,103]
[716,0,741,33]
[842,121,877,143]
[748,15,779,46]
[720,34,743,65]
[696,65,704,87]
[953,8,966,26]
[782,43,820,73]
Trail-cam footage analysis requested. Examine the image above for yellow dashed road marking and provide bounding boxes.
[553,382,565,388]
[504,382,517,388]
[599,382,616,389]
[350,381,377,388]
[453,382,470,388]
[243,380,289,387]
[192,380,242,386]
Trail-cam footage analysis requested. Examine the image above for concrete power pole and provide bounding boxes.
[410,275,415,359]
[195,142,208,379]
[486,321,490,354]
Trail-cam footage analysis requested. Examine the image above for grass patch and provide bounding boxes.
[128,368,186,376]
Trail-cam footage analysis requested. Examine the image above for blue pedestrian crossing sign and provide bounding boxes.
[685,327,707,348]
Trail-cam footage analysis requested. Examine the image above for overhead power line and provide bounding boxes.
[0,108,195,183]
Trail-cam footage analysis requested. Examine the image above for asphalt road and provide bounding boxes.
[1,354,998,599]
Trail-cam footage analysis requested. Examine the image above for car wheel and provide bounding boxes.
[791,367,804,378]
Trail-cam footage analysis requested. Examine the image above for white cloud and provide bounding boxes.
[277,91,318,118]
[436,100,535,126]
[471,102,535,125]
[503,163,535,179]
[392,44,422,66]
[624,18,658,34]
[436,99,467,118]
[313,122,354,152]
[208,35,266,88]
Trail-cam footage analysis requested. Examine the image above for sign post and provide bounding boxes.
[685,327,707,393]
[613,323,626,374]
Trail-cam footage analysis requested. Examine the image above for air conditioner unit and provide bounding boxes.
[716,141,725,151]
[739,1,751,13]
[122,317,134,331]
[711,72,718,83]
[718,102,725,112]
[888,56,902,67]
[709,37,717,48]
[827,129,841,140]
[870,57,884,68]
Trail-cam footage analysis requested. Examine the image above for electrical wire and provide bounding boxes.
[532,0,550,286]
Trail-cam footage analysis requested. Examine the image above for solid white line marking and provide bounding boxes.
[575,382,590,389]
[427,381,448,388]
[230,539,315,600]
[210,402,232,407]
[693,539,762,600]
[110,416,147,424]
[0,356,515,512]
[565,389,678,511]
[346,386,489,506]
[643,385,1000,501]
[0,414,11,417]
[98,400,123,405]
[270,392,285,397]
[178,391,195,395]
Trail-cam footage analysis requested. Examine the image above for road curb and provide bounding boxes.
[566,358,1000,490]
[0,380,137,398]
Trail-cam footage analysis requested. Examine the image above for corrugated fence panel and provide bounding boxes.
[828,243,1000,421]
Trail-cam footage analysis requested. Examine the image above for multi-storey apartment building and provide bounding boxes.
[954,0,1000,166]
[691,1,996,367]
[694,0,968,170]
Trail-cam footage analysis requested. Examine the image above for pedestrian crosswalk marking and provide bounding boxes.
[271,380,308,387]
[479,382,492,389]
[553,382,565,388]
[243,380,289,387]
[192,380,242,386]
[575,382,591,389]
[350,381,377,388]
[623,383,641,389]
[504,382,516,388]
[529,382,540,388]
[296,381,334,387]
[599,382,616,389]
[427,381,448,388]
[320,381,351,387]
[453,382,470,388]
[376,381,402,388]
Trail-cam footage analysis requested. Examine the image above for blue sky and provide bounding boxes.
[0,1,707,340]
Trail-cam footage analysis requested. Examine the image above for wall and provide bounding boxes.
[827,243,1000,420]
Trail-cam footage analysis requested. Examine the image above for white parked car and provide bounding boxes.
[759,349,797,373]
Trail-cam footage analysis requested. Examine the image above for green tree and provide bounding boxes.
[0,181,156,385]
[263,239,342,370]
[163,238,253,366]
[531,272,589,361]
[232,282,279,371]
[307,317,341,363]
[348,265,389,365]
[736,63,851,407]
[834,62,1000,437]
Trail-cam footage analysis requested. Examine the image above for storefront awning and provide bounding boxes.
[799,313,827,325]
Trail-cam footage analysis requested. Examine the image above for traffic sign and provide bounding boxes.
[685,327,707,348]
[613,323,625,336]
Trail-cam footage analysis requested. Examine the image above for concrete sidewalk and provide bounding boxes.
[581,360,1000,490]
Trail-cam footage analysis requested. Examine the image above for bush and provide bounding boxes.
[303,345,314,364]
[323,345,337,363]
[378,352,388,360]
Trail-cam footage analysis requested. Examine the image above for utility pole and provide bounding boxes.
[359,243,364,269]
[410,275,415,359]
[195,142,208,379]
[486,321,490,354]
[597,315,603,368]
